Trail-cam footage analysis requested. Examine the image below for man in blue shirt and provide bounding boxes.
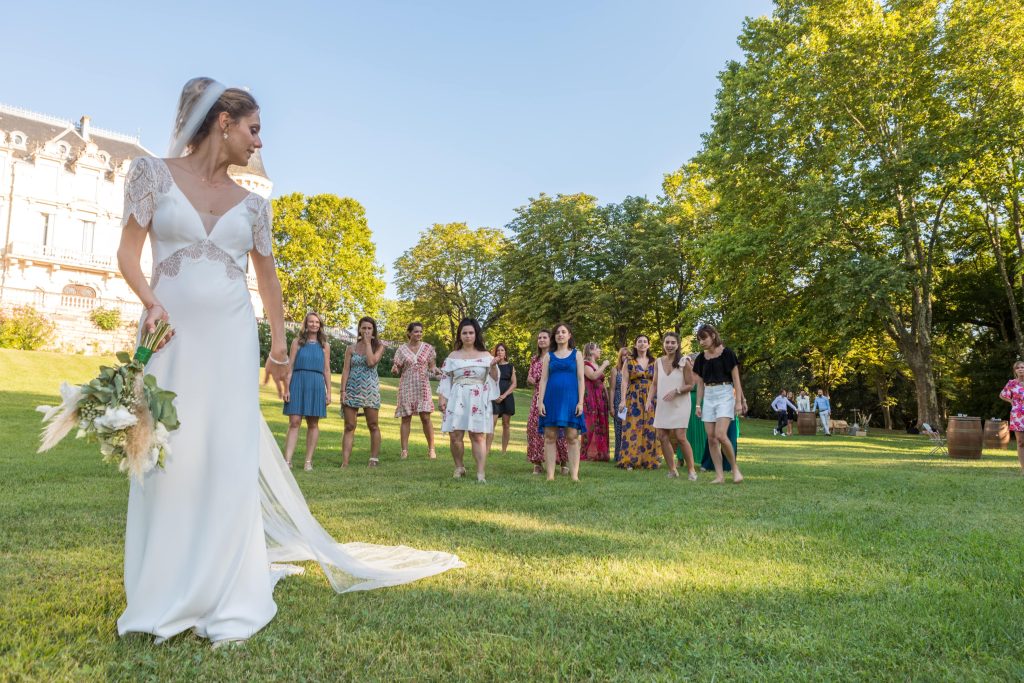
[814,390,832,436]
[771,389,799,436]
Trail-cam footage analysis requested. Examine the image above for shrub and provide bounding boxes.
[257,320,297,365]
[89,306,122,331]
[0,306,56,350]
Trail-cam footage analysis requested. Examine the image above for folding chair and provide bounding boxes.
[925,428,947,457]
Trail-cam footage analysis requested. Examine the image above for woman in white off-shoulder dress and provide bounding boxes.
[437,318,499,483]
[115,77,463,647]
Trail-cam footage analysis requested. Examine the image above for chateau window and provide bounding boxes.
[57,142,71,157]
[40,213,52,247]
[97,152,110,164]
[62,284,96,298]
[11,131,26,147]
[81,221,95,252]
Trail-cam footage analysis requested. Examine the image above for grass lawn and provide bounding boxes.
[2,347,1023,681]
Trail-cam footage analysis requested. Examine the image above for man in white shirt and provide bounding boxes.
[771,389,799,436]
[797,390,811,412]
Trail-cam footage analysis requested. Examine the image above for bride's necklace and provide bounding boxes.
[182,160,230,188]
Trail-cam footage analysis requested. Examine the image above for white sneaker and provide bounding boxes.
[773,428,778,436]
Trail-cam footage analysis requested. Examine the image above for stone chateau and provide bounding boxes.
[0,103,272,353]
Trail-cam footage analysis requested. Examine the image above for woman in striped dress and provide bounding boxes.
[282,312,331,470]
[341,316,384,467]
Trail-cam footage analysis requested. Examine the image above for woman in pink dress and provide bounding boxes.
[998,359,1024,473]
[392,322,438,460]
[526,329,567,474]
[580,342,610,461]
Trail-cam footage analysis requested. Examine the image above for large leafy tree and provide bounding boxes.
[694,0,1017,427]
[393,222,506,344]
[272,193,385,326]
[502,193,607,343]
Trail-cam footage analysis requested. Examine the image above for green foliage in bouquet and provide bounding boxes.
[37,320,179,481]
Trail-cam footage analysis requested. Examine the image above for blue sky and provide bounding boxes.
[3,1,773,291]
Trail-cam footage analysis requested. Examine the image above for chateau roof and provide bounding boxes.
[0,103,151,169]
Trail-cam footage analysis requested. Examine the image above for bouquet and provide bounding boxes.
[37,321,179,482]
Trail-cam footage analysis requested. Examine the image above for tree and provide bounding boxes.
[393,223,507,344]
[502,193,607,343]
[694,0,1008,428]
[272,193,385,326]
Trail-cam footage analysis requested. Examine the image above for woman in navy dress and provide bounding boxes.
[282,312,331,470]
[537,322,587,481]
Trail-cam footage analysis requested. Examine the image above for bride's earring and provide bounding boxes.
[222,129,228,140]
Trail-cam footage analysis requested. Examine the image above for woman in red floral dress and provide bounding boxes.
[392,322,438,460]
[526,329,567,474]
[580,342,610,461]
[998,360,1024,473]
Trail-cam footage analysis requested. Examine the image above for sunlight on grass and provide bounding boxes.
[2,348,1024,681]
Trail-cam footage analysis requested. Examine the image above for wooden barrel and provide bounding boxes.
[796,412,817,435]
[947,416,983,459]
[983,419,1010,450]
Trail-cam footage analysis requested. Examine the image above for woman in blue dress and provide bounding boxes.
[282,312,331,470]
[537,322,587,481]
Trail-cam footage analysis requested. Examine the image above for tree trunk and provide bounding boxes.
[873,370,893,431]
[986,205,1024,358]
[902,342,940,430]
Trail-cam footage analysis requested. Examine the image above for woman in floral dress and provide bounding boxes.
[999,359,1024,473]
[580,342,610,461]
[392,322,438,460]
[437,318,499,483]
[526,329,567,474]
[617,335,659,470]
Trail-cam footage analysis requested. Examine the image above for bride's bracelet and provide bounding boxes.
[268,354,290,366]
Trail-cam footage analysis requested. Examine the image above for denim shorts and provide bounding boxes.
[702,384,735,422]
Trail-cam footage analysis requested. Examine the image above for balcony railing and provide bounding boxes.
[5,241,257,290]
[3,241,126,271]
[2,285,143,318]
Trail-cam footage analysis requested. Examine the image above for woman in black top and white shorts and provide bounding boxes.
[692,323,745,484]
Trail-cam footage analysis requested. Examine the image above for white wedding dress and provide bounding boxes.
[116,157,463,644]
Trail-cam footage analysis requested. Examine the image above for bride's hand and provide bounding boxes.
[144,304,174,350]
[265,346,289,399]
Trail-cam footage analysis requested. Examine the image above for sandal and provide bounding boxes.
[304,460,313,471]
[428,450,437,460]
[688,471,698,482]
[453,466,466,479]
[368,457,379,467]
[532,464,542,475]
[666,470,680,479]
[560,466,570,475]
[284,458,293,468]
[400,449,408,460]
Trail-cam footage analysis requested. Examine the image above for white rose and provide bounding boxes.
[94,406,138,432]
[153,422,170,446]
[144,446,160,472]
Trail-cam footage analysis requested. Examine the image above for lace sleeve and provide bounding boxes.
[121,157,159,230]
[247,195,273,256]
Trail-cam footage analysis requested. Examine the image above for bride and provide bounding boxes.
[115,77,463,646]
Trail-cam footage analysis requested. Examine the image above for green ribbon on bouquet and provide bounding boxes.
[133,320,173,365]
